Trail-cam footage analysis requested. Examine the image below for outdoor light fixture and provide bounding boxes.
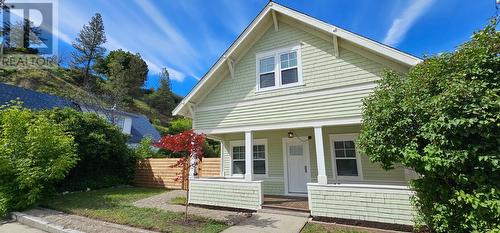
[287,130,294,138]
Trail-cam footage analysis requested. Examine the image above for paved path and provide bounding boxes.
[133,190,251,225]
[0,222,47,233]
[221,212,308,233]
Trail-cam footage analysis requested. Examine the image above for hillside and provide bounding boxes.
[0,67,177,132]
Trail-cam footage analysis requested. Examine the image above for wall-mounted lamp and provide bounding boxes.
[287,130,294,138]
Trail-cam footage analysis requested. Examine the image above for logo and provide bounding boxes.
[0,0,58,69]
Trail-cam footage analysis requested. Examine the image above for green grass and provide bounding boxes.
[169,196,187,206]
[301,223,368,233]
[41,187,228,233]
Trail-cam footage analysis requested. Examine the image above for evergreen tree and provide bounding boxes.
[148,68,177,116]
[71,13,106,87]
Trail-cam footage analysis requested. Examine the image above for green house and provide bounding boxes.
[174,2,421,226]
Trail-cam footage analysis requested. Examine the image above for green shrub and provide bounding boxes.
[358,20,499,232]
[0,103,77,217]
[134,136,164,159]
[42,108,137,191]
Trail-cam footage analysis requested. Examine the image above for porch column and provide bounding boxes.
[314,126,327,184]
[244,131,253,181]
[220,141,225,176]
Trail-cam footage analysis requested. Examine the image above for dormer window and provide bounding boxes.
[256,44,302,92]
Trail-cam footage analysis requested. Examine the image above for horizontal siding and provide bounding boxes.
[195,21,393,129]
[308,184,415,225]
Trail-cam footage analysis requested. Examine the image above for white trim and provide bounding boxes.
[172,2,421,118]
[255,44,303,92]
[282,137,312,195]
[271,4,422,66]
[196,82,376,112]
[229,139,268,179]
[220,141,225,176]
[329,133,363,182]
[196,117,361,135]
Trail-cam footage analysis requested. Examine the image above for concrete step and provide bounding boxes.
[258,207,311,218]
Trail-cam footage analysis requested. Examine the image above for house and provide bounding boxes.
[0,83,161,146]
[173,2,421,226]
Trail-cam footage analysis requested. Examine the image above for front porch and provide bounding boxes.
[262,195,309,212]
[188,124,415,226]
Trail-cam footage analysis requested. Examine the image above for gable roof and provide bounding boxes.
[0,83,79,110]
[128,114,162,144]
[173,1,422,118]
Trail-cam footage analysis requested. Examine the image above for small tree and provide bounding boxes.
[358,20,499,232]
[154,130,205,219]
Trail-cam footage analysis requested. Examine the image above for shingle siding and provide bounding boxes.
[308,184,415,225]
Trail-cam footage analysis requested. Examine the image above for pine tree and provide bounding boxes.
[71,13,106,88]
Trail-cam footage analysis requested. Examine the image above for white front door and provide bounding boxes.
[285,138,310,193]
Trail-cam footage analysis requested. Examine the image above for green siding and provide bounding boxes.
[189,180,262,210]
[221,126,407,195]
[194,21,394,130]
[308,184,415,225]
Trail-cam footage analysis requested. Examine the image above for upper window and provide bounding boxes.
[231,140,267,176]
[256,44,302,91]
[331,134,362,180]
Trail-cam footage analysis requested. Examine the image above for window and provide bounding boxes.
[280,52,298,85]
[331,134,362,180]
[231,140,267,176]
[259,57,275,88]
[256,44,302,91]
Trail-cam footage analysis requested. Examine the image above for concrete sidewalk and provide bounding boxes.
[221,212,308,233]
[0,222,47,233]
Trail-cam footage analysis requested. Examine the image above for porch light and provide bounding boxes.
[287,130,294,138]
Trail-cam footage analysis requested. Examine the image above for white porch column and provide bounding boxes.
[314,126,327,184]
[244,131,253,181]
[220,141,225,176]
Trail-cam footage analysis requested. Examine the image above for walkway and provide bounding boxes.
[133,190,251,225]
[221,211,309,233]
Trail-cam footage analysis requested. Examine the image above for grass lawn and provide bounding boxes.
[301,223,369,233]
[41,187,228,233]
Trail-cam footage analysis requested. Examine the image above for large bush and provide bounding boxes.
[358,21,499,232]
[43,108,137,191]
[0,104,77,217]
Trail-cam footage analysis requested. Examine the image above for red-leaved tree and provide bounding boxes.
[154,129,205,219]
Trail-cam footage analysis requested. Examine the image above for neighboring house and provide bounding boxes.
[0,83,160,146]
[173,2,421,226]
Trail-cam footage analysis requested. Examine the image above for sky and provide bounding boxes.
[54,0,497,96]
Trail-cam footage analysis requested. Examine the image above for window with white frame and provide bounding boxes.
[331,134,362,179]
[256,44,302,91]
[231,140,267,175]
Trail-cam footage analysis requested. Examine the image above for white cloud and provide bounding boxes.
[382,0,434,46]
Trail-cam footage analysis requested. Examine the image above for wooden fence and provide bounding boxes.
[134,158,221,189]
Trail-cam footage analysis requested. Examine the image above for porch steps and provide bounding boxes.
[259,207,311,218]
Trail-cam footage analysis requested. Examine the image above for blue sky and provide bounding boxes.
[56,0,497,96]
